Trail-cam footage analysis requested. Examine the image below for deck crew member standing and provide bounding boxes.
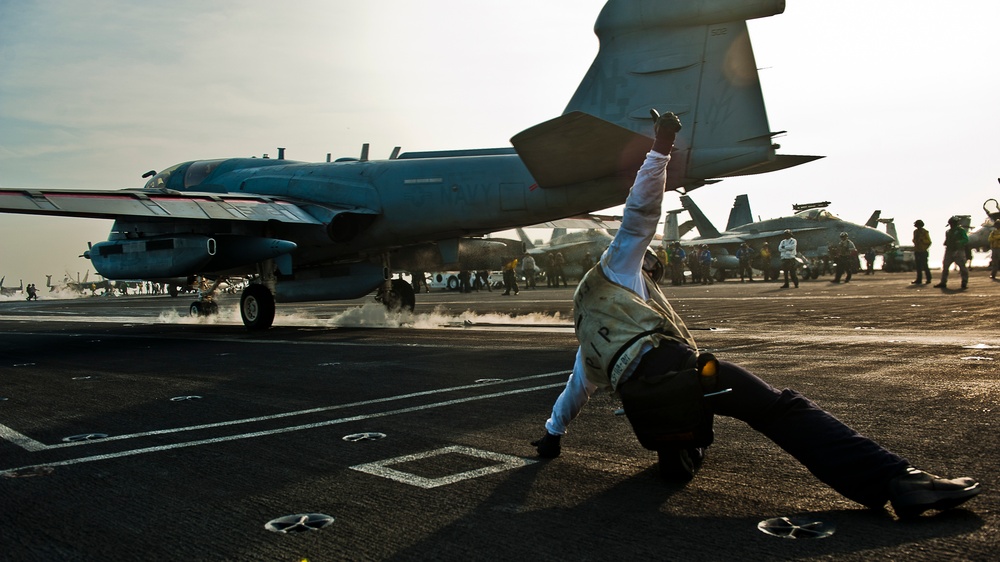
[934,217,969,290]
[531,111,980,518]
[912,219,932,284]
[778,230,799,288]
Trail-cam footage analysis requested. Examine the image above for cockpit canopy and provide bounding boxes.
[142,159,226,190]
[795,208,840,221]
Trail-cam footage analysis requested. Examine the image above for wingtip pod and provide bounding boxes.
[595,0,785,33]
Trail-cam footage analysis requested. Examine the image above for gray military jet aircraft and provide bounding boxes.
[516,227,613,284]
[679,194,895,280]
[0,0,817,329]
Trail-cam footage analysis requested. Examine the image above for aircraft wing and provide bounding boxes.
[511,112,651,189]
[689,234,749,246]
[743,226,827,240]
[526,214,623,230]
[690,226,829,247]
[0,188,330,225]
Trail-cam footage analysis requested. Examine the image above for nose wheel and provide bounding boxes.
[189,301,219,316]
[376,278,415,312]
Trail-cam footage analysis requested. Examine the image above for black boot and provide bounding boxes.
[888,467,980,518]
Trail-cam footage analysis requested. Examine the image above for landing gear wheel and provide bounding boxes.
[240,285,275,330]
[189,301,219,316]
[377,279,416,312]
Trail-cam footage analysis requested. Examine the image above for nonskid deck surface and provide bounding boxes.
[0,272,996,560]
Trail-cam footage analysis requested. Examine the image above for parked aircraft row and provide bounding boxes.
[673,195,895,279]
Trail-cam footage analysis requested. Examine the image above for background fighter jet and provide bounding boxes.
[0,0,817,329]
[516,227,613,284]
[678,195,895,280]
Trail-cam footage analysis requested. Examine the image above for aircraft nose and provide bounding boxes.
[857,227,894,247]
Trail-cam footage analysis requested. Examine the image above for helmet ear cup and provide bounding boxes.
[643,250,665,283]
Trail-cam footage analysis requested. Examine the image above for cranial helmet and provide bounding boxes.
[642,249,664,283]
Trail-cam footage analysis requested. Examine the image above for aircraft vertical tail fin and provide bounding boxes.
[885,221,898,244]
[679,195,721,238]
[878,218,900,244]
[515,228,535,250]
[865,210,881,228]
[726,194,753,230]
[564,0,820,190]
[663,209,682,241]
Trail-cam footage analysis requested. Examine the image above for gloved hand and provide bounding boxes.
[650,109,682,155]
[531,432,562,458]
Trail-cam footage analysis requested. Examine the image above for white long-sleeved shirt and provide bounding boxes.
[778,237,797,260]
[544,150,670,435]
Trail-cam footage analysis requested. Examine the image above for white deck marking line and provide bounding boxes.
[0,381,565,475]
[0,424,47,452]
[11,370,569,451]
[350,445,538,488]
[0,330,464,349]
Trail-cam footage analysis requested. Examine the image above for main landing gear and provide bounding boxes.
[375,278,415,312]
[183,275,275,331]
[240,284,275,331]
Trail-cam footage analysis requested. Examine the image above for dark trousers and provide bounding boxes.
[834,260,853,282]
[632,343,910,508]
[780,258,798,285]
[914,251,931,283]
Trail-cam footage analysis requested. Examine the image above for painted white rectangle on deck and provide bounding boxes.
[350,445,537,489]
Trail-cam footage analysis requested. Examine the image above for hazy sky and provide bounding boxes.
[1,0,998,287]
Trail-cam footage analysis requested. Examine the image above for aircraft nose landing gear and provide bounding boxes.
[376,278,415,312]
[187,276,223,318]
[189,301,219,316]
